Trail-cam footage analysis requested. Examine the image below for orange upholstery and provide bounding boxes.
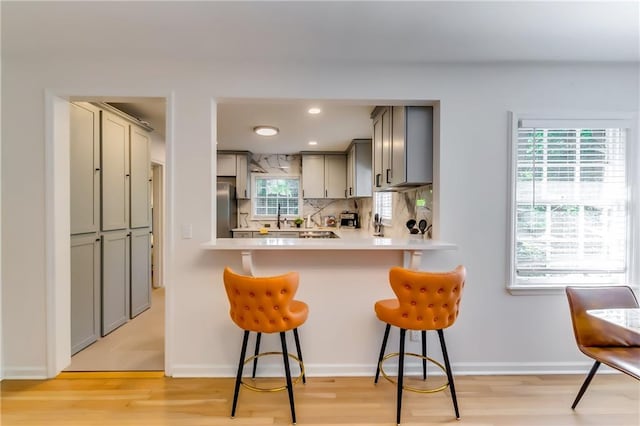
[375,265,466,330]
[223,267,309,333]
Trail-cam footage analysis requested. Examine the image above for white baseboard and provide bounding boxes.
[3,366,49,379]
[170,360,615,378]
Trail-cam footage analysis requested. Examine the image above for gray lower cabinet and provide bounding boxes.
[102,230,130,336]
[130,228,152,318]
[70,234,101,355]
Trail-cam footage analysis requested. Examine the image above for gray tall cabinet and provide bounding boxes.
[70,102,152,355]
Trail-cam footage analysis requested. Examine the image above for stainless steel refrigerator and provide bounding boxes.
[217,182,237,238]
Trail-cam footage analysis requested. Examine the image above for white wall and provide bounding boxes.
[1,51,638,377]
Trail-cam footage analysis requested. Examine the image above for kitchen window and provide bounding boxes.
[375,192,393,225]
[252,175,301,218]
[508,113,636,292]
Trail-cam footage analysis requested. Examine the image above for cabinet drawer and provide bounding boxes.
[233,231,253,238]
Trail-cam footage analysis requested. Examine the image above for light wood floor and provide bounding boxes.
[65,287,165,371]
[1,374,638,425]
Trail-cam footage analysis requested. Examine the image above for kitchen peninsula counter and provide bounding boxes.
[202,235,456,274]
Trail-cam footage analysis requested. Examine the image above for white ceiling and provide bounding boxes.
[6,1,638,153]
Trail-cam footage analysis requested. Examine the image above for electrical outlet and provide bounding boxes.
[409,330,420,342]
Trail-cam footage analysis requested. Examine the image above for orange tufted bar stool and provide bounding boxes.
[374,265,466,425]
[223,267,309,424]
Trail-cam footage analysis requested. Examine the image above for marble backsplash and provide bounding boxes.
[234,153,433,235]
[357,185,433,238]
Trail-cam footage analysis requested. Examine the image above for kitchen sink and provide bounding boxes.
[298,230,339,239]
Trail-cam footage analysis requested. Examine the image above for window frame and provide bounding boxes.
[507,111,638,295]
[374,191,393,226]
[250,174,302,220]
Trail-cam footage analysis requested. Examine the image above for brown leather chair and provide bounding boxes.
[565,286,640,409]
[223,267,309,423]
[374,265,466,424]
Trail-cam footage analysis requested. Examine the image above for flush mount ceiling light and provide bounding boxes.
[253,125,279,136]
[308,141,318,146]
[308,107,321,114]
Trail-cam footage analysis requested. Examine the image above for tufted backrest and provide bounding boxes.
[566,286,640,348]
[388,265,466,330]
[223,267,307,333]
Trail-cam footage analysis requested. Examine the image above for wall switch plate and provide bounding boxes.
[181,224,193,239]
[409,330,420,342]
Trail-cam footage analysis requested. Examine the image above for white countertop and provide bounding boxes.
[202,236,456,251]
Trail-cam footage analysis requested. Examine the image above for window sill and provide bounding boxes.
[507,285,568,296]
[507,283,638,296]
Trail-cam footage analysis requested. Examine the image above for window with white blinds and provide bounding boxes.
[375,192,393,224]
[510,115,631,288]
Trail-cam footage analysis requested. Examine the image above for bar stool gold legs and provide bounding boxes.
[373,265,466,425]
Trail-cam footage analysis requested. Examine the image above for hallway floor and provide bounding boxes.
[65,287,164,371]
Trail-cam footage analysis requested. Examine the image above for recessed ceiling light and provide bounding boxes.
[253,126,279,136]
[308,107,321,115]
[308,141,318,146]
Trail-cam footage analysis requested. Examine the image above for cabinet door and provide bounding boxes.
[130,125,151,228]
[70,234,101,355]
[372,109,388,189]
[346,145,355,197]
[70,102,100,234]
[324,154,346,199]
[391,106,407,186]
[236,153,250,199]
[130,228,151,318]
[302,154,325,198]
[354,140,372,197]
[217,153,237,176]
[381,107,392,187]
[101,111,130,231]
[102,230,130,336]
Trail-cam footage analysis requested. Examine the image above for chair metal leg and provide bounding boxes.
[437,329,460,419]
[421,330,427,380]
[293,328,306,384]
[231,330,250,418]
[375,323,391,383]
[280,331,297,424]
[251,332,262,378]
[397,328,406,425]
[572,360,601,409]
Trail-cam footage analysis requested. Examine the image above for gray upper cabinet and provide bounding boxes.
[101,230,130,336]
[235,153,250,199]
[346,139,372,198]
[101,110,130,231]
[70,234,101,355]
[372,105,433,190]
[130,228,151,318]
[70,102,100,235]
[372,106,392,190]
[130,125,151,228]
[302,153,346,199]
[390,106,433,187]
[216,151,251,199]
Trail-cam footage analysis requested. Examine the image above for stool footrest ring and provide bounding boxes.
[241,351,305,392]
[379,352,449,393]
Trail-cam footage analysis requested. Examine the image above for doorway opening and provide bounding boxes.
[62,97,168,372]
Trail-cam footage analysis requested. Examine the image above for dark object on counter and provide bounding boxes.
[406,219,416,232]
[340,212,359,228]
[373,213,383,236]
[418,219,428,234]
